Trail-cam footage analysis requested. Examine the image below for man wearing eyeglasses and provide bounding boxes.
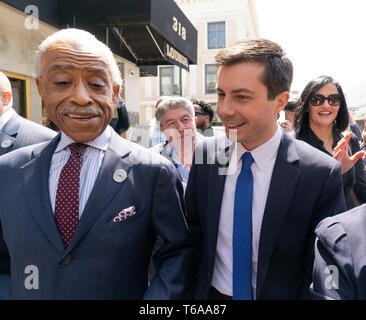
[280,100,297,133]
[192,99,215,137]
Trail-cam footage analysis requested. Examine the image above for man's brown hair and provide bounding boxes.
[215,38,293,100]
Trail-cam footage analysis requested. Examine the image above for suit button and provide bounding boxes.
[61,254,72,265]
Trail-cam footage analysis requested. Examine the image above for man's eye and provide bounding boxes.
[237,95,249,100]
[90,83,105,89]
[54,81,69,86]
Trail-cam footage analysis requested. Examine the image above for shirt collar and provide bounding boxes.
[55,125,112,153]
[234,126,282,170]
[0,108,15,131]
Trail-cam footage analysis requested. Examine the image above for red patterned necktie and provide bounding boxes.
[55,143,87,246]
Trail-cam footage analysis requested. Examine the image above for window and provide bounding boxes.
[159,67,174,96]
[205,64,218,94]
[208,22,225,49]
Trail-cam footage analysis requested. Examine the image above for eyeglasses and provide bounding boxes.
[309,94,341,107]
[195,112,206,116]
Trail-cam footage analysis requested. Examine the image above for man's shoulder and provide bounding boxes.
[19,116,57,139]
[287,134,340,169]
[0,140,50,168]
[315,204,366,249]
[122,138,174,169]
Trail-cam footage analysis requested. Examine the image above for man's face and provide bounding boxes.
[216,62,288,150]
[0,74,12,116]
[160,106,196,148]
[36,44,119,143]
[194,105,208,130]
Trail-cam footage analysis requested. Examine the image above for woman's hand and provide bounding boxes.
[333,132,365,174]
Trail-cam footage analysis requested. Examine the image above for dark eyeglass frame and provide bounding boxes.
[309,94,341,107]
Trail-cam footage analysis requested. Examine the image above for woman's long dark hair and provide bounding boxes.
[294,75,349,136]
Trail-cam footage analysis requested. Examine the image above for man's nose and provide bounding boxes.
[71,82,93,106]
[218,100,235,117]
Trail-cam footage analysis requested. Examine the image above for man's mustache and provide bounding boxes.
[59,106,102,116]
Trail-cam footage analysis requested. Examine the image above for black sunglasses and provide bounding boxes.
[309,94,341,106]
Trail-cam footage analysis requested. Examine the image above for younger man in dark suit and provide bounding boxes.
[185,38,346,300]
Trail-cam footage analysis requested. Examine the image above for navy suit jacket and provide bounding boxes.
[310,204,366,300]
[0,111,56,156]
[185,132,346,299]
[0,129,198,299]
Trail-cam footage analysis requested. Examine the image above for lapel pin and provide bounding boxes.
[113,169,127,183]
[1,139,12,149]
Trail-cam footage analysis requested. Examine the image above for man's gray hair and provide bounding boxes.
[155,97,195,122]
[34,28,122,95]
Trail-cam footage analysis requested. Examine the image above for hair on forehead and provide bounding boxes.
[34,28,122,92]
[155,97,195,123]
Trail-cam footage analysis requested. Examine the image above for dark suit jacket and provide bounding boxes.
[185,132,346,299]
[310,204,366,300]
[0,130,198,299]
[0,111,56,156]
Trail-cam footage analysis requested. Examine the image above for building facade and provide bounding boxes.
[138,0,259,127]
[0,0,197,131]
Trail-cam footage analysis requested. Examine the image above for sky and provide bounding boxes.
[255,0,366,95]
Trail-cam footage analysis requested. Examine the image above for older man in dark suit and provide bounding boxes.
[185,39,346,300]
[0,72,56,156]
[0,28,198,299]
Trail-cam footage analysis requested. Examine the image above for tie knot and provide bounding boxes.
[68,143,88,156]
[241,152,254,171]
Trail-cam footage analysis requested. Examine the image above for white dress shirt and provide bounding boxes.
[211,126,282,298]
[49,126,112,217]
[0,108,15,131]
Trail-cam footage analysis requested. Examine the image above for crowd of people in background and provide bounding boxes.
[1,27,366,300]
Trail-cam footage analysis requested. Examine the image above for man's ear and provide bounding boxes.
[275,91,290,113]
[194,117,198,125]
[36,77,44,100]
[112,85,120,104]
[2,91,11,104]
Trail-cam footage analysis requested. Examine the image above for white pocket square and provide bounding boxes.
[112,206,136,223]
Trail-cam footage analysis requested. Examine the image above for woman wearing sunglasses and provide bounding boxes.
[294,75,366,209]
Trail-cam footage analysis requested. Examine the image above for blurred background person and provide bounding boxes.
[192,99,215,137]
[109,99,130,136]
[280,99,297,133]
[151,97,202,190]
[294,75,366,209]
[0,71,56,156]
[130,96,166,147]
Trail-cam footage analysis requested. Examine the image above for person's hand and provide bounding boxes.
[280,120,293,133]
[333,132,365,174]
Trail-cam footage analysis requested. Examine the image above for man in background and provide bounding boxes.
[0,71,56,156]
[192,99,215,137]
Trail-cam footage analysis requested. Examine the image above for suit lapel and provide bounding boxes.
[256,134,301,298]
[22,134,66,254]
[63,131,132,256]
[206,138,234,272]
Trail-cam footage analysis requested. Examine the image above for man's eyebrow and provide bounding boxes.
[47,65,108,77]
[86,67,108,76]
[47,64,74,74]
[216,87,255,94]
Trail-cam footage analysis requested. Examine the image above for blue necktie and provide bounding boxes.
[233,152,254,300]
